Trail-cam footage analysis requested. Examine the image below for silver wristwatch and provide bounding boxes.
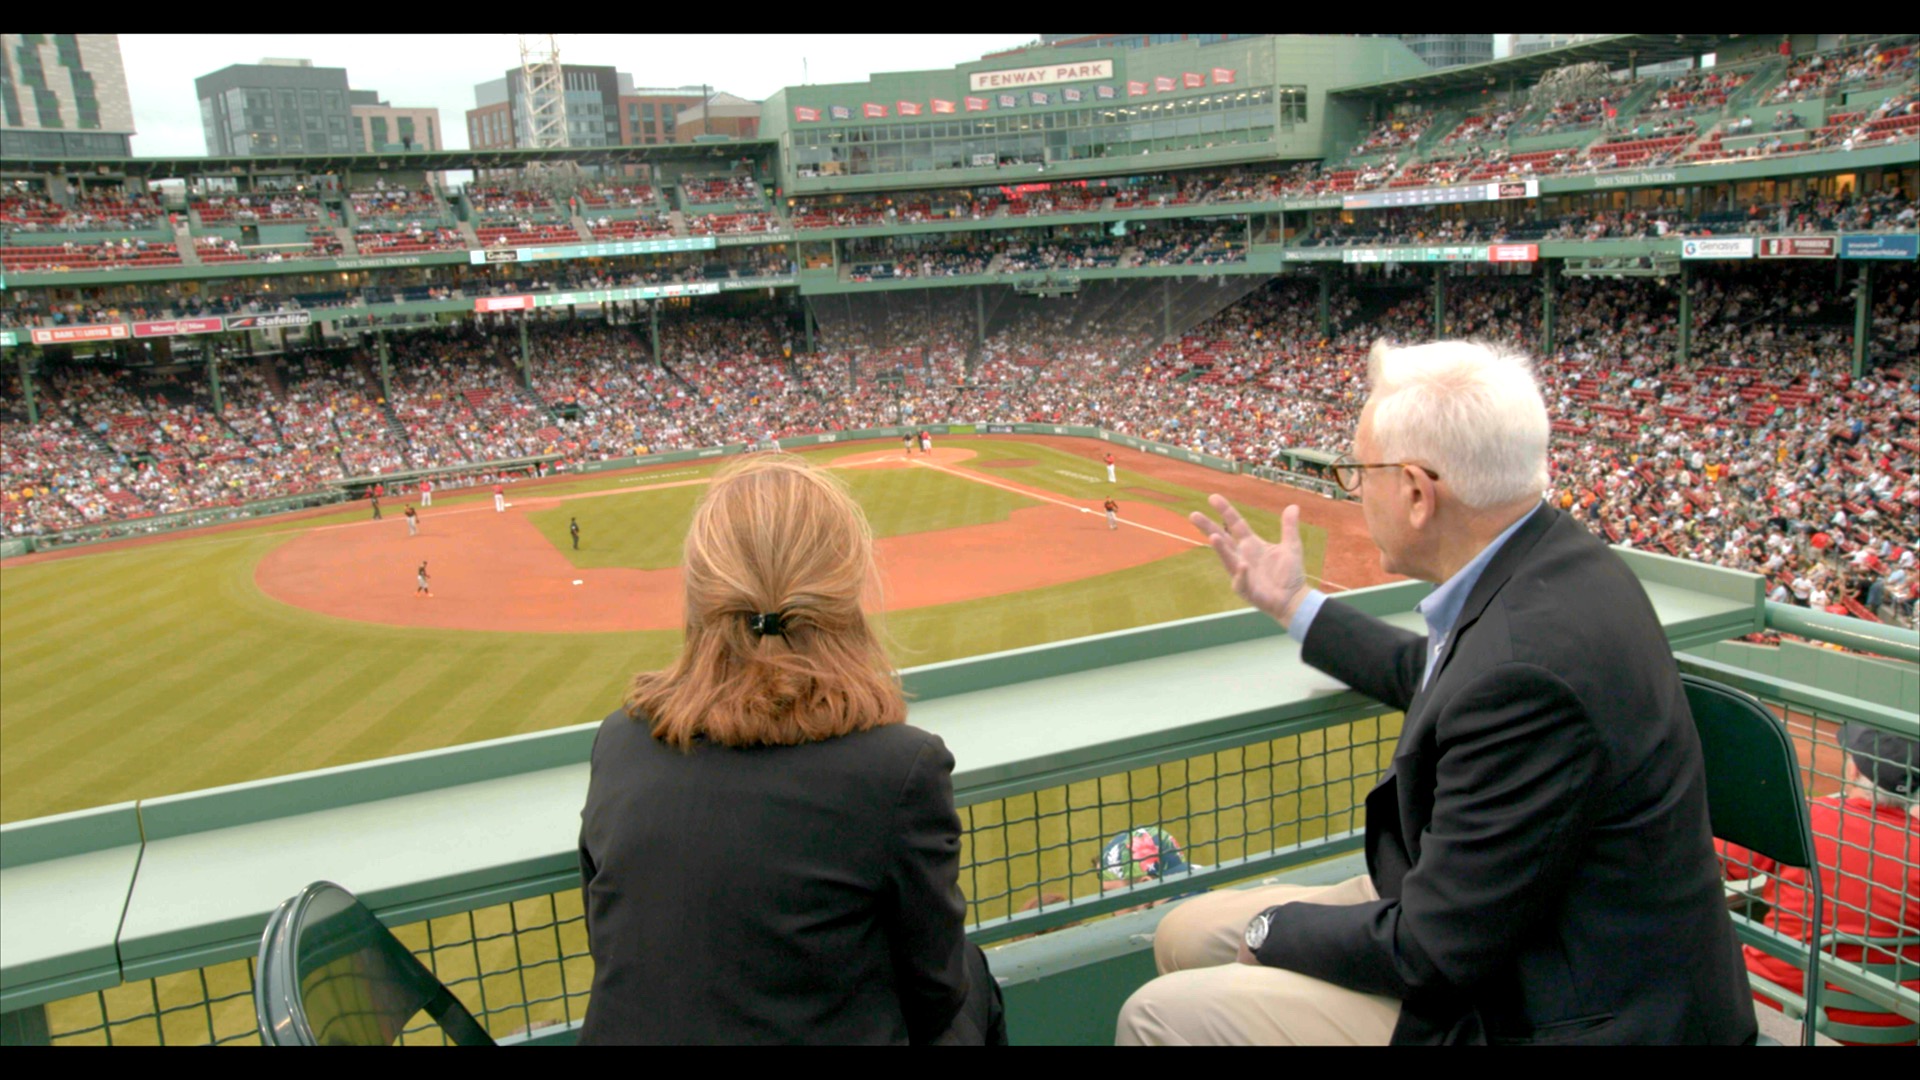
[1245,910,1272,952]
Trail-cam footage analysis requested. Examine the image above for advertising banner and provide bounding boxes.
[1095,84,1117,99]
[897,101,921,116]
[30,323,128,345]
[1062,87,1082,103]
[133,318,223,338]
[1211,68,1236,84]
[968,59,1113,93]
[862,102,887,118]
[965,96,988,111]
[985,424,1018,434]
[1182,72,1204,88]
[1029,90,1050,106]
[931,99,955,114]
[829,105,851,120]
[1127,80,1147,97]
[0,330,16,348]
[474,295,535,313]
[1838,234,1919,260]
[997,93,1017,109]
[480,249,520,263]
[1488,243,1540,263]
[225,312,312,330]
[1681,237,1756,260]
[1153,76,1176,92]
[793,106,819,122]
[534,283,720,307]
[1757,236,1836,259]
[1343,246,1490,264]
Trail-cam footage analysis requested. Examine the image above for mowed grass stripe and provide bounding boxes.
[4,629,287,817]
[0,550,211,650]
[281,648,505,772]
[434,645,629,751]
[0,540,280,721]
[187,645,472,797]
[0,609,235,762]
[883,548,1245,668]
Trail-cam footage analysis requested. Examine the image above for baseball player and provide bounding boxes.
[493,482,506,513]
[415,560,431,597]
[1105,452,1117,483]
[570,516,581,551]
[1104,497,1120,531]
[919,429,932,453]
[370,490,382,520]
[405,505,419,537]
[420,478,433,507]
[902,432,914,457]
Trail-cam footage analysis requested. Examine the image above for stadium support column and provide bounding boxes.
[1162,278,1172,339]
[376,332,394,401]
[649,302,661,365]
[1852,262,1873,378]
[208,351,224,415]
[17,354,36,425]
[1318,266,1332,338]
[1432,266,1447,335]
[1541,261,1558,356]
[1676,263,1692,366]
[518,313,532,390]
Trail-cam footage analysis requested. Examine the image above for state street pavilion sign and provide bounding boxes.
[969,60,1114,93]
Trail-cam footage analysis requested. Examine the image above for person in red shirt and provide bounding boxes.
[493,482,506,513]
[420,478,433,508]
[1720,724,1919,1044]
[1104,452,1117,484]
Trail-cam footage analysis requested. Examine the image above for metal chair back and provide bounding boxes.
[254,880,494,1046]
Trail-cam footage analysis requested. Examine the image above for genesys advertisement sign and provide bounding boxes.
[1681,237,1755,260]
[30,323,130,345]
[1757,236,1836,259]
[475,295,535,312]
[133,318,223,338]
[226,312,312,330]
[1488,243,1540,263]
[1838,234,1919,260]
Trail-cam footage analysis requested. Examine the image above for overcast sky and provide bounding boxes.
[121,34,1522,156]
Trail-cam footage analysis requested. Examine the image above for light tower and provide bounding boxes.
[517,34,570,151]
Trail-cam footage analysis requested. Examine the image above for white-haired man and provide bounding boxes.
[1120,340,1755,1045]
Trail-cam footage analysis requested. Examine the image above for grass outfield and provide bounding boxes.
[0,439,1325,823]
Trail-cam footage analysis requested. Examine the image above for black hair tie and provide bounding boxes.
[748,611,788,637]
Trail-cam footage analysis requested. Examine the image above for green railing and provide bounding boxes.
[3,522,1913,1045]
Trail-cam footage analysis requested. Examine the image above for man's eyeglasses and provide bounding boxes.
[1331,454,1441,493]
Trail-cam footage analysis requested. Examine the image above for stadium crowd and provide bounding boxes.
[3,263,1916,626]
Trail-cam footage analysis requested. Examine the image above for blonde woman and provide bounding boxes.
[578,455,1002,1045]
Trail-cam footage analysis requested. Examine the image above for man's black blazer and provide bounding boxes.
[576,713,970,1044]
[1259,504,1757,1045]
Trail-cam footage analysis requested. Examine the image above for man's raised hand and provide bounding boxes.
[1189,496,1309,627]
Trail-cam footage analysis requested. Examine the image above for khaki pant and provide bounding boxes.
[1115,874,1402,1046]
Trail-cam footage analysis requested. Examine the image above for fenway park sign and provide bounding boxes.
[969,60,1113,93]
